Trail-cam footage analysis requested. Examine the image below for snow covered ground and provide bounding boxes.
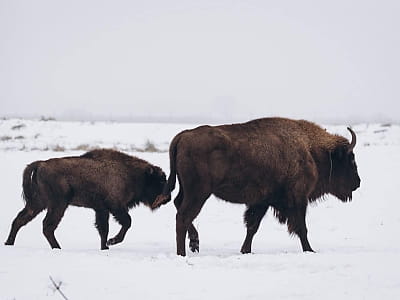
[0,119,399,299]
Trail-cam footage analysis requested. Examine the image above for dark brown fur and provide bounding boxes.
[5,149,166,250]
[154,117,361,256]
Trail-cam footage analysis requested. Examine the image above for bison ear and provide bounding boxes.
[146,166,165,180]
[145,166,164,177]
[152,166,165,177]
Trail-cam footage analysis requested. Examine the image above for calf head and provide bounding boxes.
[330,127,361,202]
[142,166,167,209]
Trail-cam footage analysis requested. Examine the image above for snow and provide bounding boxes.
[0,119,399,299]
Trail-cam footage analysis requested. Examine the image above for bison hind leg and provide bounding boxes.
[188,225,199,253]
[5,207,42,245]
[174,188,200,253]
[42,204,68,249]
[176,193,209,256]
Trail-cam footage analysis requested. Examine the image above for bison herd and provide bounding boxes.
[5,117,360,256]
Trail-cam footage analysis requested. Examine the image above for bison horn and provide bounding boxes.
[347,127,356,152]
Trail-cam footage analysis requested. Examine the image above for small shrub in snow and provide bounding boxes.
[73,144,93,151]
[52,145,66,152]
[40,116,56,121]
[144,140,160,153]
[11,124,26,130]
[0,136,12,141]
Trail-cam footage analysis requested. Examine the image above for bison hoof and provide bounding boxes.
[189,240,199,253]
[106,238,119,246]
[303,249,316,253]
[101,245,109,250]
[4,240,14,246]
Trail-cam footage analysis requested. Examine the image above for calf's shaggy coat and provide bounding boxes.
[5,149,166,250]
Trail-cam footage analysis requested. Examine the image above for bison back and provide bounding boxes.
[36,157,136,209]
[174,119,318,205]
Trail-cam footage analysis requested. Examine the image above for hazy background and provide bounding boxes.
[1,0,399,124]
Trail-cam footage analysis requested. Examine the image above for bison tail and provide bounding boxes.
[165,134,180,194]
[151,134,182,209]
[22,161,41,206]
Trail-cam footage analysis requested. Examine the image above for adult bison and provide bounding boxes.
[153,117,361,256]
[5,149,166,250]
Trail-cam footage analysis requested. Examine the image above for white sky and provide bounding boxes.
[1,0,399,123]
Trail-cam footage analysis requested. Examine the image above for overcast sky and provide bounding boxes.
[1,0,399,123]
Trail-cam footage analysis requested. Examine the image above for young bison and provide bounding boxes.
[5,149,166,250]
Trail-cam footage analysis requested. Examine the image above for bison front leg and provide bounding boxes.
[106,209,131,247]
[240,204,269,254]
[95,209,110,250]
[287,205,314,252]
[42,204,67,249]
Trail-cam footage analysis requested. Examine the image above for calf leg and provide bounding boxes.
[42,204,67,249]
[240,204,269,254]
[287,205,314,252]
[5,207,42,245]
[95,209,110,250]
[174,189,199,252]
[107,210,131,246]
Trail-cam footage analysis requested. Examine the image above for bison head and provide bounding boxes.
[329,127,361,202]
[142,166,167,209]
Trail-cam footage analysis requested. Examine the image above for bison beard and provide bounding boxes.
[154,117,361,256]
[5,149,166,250]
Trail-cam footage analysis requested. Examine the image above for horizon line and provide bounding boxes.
[1,113,398,126]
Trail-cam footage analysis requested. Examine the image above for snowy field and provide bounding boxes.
[0,118,399,299]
